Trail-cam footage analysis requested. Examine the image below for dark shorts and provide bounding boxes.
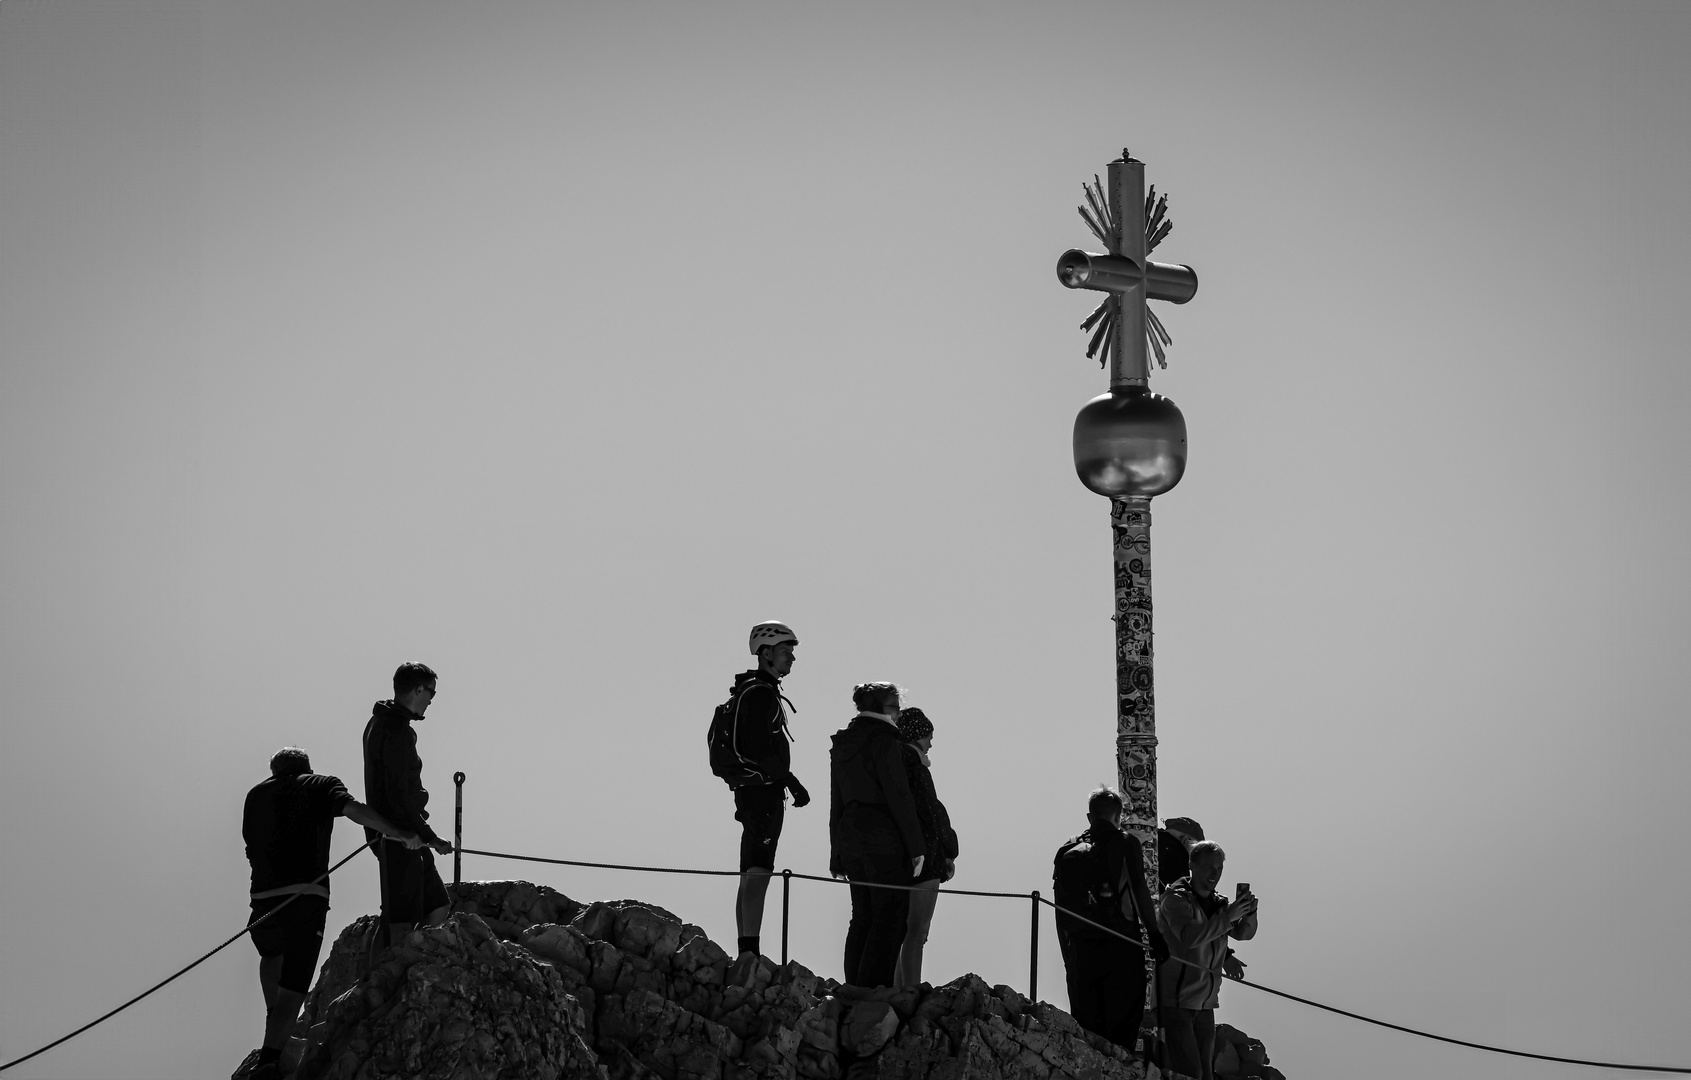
[734,784,785,872]
[249,893,330,994]
[374,839,449,923]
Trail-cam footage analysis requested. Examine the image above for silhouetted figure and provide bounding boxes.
[362,662,454,958]
[1052,787,1168,1053]
[893,706,958,987]
[242,747,418,1080]
[711,620,810,971]
[1157,840,1258,1080]
[830,681,925,987]
[1157,816,1204,889]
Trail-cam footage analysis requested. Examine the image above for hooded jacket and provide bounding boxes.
[1156,875,1258,1010]
[828,715,925,879]
[728,668,792,787]
[362,700,440,845]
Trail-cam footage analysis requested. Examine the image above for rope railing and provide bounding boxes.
[9,786,1690,1077]
[463,840,1691,1076]
[0,842,371,1075]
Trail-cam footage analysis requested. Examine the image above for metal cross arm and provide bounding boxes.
[1054,151,1198,389]
[1055,253,1197,305]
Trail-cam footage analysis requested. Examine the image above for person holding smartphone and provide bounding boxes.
[1156,841,1258,1080]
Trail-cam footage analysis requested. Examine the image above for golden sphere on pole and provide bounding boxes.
[1072,389,1187,498]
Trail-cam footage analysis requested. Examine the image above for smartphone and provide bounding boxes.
[1236,883,1251,900]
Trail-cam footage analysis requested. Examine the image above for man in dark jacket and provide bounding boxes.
[1053,788,1169,1054]
[728,621,811,964]
[829,681,925,987]
[362,661,454,954]
[241,747,419,1080]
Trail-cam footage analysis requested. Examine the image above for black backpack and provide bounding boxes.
[1053,829,1132,941]
[706,684,760,787]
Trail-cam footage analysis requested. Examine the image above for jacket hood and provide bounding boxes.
[831,716,891,761]
[732,668,778,693]
[371,699,419,723]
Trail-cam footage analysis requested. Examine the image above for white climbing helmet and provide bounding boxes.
[748,620,799,655]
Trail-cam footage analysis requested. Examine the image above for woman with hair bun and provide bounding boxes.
[892,706,958,987]
[829,682,926,988]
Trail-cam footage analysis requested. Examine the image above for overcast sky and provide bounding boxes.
[3,3,1688,1079]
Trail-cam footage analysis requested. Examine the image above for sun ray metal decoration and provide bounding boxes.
[1057,150,1198,381]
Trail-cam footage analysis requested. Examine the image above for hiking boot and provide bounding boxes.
[231,1048,263,1080]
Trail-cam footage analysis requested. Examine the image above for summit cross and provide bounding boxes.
[1056,150,1198,388]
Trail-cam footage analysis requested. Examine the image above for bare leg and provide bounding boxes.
[263,987,305,1051]
[736,868,772,946]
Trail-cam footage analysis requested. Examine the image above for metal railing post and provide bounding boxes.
[453,772,465,886]
[1029,890,1040,1002]
[780,869,792,967]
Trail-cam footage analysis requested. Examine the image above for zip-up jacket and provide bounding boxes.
[828,715,925,878]
[1157,875,1258,1010]
[728,668,792,787]
[361,700,440,845]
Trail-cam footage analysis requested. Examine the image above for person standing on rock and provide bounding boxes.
[706,621,811,966]
[892,706,958,988]
[713,620,811,969]
[1157,840,1258,1080]
[241,747,421,1080]
[363,661,455,957]
[1052,787,1168,1054]
[829,681,925,988]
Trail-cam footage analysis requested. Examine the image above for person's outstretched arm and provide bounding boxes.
[343,800,423,849]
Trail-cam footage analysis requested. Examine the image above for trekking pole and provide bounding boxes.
[780,869,792,967]
[453,772,465,886]
[1029,890,1040,1002]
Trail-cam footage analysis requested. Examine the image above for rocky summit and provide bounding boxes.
[255,880,1281,1080]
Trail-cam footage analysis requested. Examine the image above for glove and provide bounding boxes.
[1147,929,1170,965]
[786,774,811,808]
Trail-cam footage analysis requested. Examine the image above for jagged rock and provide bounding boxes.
[289,911,601,1080]
[840,1001,899,1056]
[453,879,585,938]
[277,882,1287,1080]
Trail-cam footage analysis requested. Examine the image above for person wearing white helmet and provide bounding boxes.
[722,620,809,966]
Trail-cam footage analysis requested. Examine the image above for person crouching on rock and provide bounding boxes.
[242,747,420,1080]
[1156,840,1258,1080]
[829,681,925,988]
[893,706,958,988]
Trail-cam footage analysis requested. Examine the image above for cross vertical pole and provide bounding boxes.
[1108,158,1149,390]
